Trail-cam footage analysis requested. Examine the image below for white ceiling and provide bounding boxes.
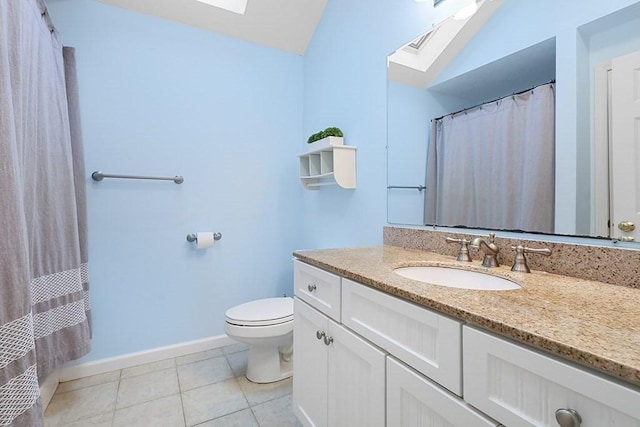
[97,0,328,55]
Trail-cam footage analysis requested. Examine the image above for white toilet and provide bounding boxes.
[225,297,294,383]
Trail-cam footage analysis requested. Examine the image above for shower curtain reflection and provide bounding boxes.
[0,1,91,425]
[424,83,556,233]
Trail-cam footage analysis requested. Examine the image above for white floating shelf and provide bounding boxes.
[299,137,356,190]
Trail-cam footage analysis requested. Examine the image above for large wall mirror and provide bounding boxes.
[387,0,640,243]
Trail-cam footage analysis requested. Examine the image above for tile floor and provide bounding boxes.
[44,343,302,427]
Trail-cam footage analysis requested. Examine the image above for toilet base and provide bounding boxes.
[246,343,293,383]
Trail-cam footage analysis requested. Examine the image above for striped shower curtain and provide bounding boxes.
[0,0,92,425]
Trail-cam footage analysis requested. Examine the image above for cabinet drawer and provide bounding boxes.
[342,278,462,395]
[387,357,499,427]
[464,326,640,427]
[293,260,341,321]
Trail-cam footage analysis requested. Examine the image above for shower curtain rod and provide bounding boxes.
[91,171,184,184]
[432,80,555,122]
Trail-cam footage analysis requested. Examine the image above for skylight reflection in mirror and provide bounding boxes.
[195,0,248,15]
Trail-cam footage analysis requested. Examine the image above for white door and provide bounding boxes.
[327,320,386,427]
[611,50,640,241]
[293,298,328,427]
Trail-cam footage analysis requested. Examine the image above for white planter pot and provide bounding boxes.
[307,136,343,150]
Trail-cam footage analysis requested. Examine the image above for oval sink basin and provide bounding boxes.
[394,266,520,290]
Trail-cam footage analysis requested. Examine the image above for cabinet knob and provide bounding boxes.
[316,330,325,340]
[555,408,582,427]
[308,283,317,292]
[323,335,334,346]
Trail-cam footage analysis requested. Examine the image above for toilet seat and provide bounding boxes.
[225,297,293,327]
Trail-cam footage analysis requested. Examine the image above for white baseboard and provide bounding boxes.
[59,334,236,382]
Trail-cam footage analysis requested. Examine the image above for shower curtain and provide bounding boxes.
[0,1,91,426]
[424,83,555,233]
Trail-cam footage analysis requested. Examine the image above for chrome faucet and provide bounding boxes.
[445,236,472,262]
[470,232,500,267]
[511,244,551,273]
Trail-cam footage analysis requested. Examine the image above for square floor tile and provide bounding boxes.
[177,356,234,391]
[237,376,293,406]
[116,367,180,409]
[196,408,258,427]
[221,343,250,355]
[251,394,301,427]
[121,358,176,379]
[46,411,114,427]
[181,378,248,426]
[44,382,118,426]
[113,394,185,427]
[176,348,224,366]
[55,370,121,394]
[225,350,248,378]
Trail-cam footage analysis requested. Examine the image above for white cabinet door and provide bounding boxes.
[293,298,328,427]
[387,357,499,427]
[342,278,462,395]
[464,326,640,427]
[294,260,342,321]
[327,320,386,427]
[293,297,386,427]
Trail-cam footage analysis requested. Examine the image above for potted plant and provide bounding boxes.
[307,127,344,149]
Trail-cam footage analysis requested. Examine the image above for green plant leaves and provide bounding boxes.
[307,126,344,143]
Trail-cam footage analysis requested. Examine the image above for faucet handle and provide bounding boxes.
[511,245,552,273]
[445,237,472,262]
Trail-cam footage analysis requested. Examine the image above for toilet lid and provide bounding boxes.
[225,297,293,326]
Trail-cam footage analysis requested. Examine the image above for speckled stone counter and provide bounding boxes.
[293,245,640,389]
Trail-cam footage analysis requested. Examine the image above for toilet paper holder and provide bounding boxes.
[186,232,222,243]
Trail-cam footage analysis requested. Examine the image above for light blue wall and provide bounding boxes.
[46,0,640,362]
[299,0,512,247]
[299,0,452,248]
[48,0,304,361]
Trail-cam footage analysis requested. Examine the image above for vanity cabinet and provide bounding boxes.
[464,326,640,427]
[292,262,385,427]
[293,259,640,427]
[293,259,341,321]
[293,260,489,427]
[342,278,462,395]
[387,357,498,427]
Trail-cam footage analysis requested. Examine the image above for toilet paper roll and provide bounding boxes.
[196,232,215,249]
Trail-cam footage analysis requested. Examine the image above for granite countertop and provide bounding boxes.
[293,245,640,389]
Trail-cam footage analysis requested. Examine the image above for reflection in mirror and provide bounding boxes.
[386,0,640,243]
[425,83,555,233]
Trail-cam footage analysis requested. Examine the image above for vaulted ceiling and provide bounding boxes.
[97,0,328,55]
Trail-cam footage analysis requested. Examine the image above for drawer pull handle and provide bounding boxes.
[308,284,317,292]
[555,408,582,427]
[323,335,334,346]
[316,330,325,340]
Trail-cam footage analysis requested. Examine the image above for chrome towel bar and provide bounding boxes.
[387,185,425,191]
[91,171,184,184]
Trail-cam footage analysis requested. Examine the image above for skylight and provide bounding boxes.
[404,28,439,53]
[195,0,248,15]
[387,0,504,88]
